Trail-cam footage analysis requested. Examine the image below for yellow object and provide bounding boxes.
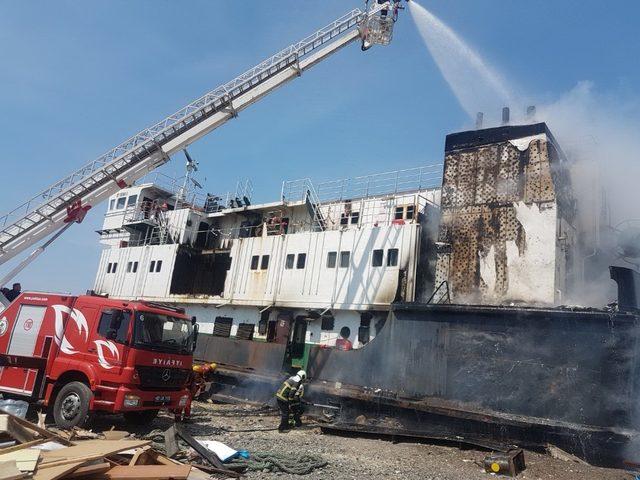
[490,462,500,473]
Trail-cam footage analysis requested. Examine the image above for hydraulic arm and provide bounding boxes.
[0,2,403,272]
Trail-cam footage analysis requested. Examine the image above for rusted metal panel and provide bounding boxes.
[195,333,286,374]
[436,123,575,304]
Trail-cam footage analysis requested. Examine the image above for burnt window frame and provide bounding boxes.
[213,316,233,337]
[321,316,335,331]
[236,323,255,341]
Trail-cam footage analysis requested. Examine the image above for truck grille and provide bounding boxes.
[136,366,191,391]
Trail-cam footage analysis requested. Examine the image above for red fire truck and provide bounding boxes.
[0,292,197,428]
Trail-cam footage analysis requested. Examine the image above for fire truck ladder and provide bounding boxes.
[0,2,398,270]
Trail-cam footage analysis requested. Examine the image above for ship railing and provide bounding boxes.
[314,164,443,203]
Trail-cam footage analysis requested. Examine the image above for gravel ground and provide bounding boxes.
[90,401,636,480]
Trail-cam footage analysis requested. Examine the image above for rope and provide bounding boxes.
[229,452,327,475]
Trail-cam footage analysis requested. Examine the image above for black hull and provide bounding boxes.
[196,302,640,466]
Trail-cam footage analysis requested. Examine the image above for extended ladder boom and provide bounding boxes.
[0,2,398,268]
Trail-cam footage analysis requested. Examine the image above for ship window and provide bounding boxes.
[321,316,335,330]
[387,248,399,267]
[116,196,126,210]
[236,323,254,341]
[372,249,383,267]
[107,263,112,273]
[133,261,138,273]
[109,199,115,211]
[112,262,118,273]
[296,253,306,269]
[326,252,337,268]
[339,251,350,268]
[213,316,233,337]
[350,211,360,225]
[285,254,295,269]
[250,255,259,270]
[394,206,404,220]
[127,262,133,273]
[340,213,349,225]
[261,255,270,270]
[406,205,415,220]
[97,309,131,344]
[156,260,163,272]
[149,260,156,272]
[127,195,138,207]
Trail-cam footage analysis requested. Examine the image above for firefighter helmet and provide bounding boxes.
[297,370,307,381]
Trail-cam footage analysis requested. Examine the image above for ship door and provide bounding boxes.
[273,314,291,344]
[289,316,308,369]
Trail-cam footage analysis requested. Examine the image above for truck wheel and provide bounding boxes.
[123,409,159,425]
[52,381,93,429]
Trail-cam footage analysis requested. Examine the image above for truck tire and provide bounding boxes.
[52,381,93,429]
[123,409,159,425]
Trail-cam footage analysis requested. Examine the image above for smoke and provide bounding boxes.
[538,81,640,226]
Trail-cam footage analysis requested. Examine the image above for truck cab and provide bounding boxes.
[0,292,196,428]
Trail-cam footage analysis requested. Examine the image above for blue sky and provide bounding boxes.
[0,1,638,293]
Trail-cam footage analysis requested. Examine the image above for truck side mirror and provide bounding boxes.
[192,323,199,353]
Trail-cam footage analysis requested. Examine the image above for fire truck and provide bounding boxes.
[0,293,197,428]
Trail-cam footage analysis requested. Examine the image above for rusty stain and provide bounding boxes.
[436,135,573,303]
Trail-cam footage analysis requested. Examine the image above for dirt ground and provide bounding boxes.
[88,401,635,480]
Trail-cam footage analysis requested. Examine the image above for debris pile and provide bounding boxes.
[0,410,240,479]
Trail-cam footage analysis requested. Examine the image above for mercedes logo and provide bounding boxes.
[162,369,171,382]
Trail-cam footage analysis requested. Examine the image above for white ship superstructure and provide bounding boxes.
[92,166,442,356]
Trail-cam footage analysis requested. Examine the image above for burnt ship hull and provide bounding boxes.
[198,301,640,466]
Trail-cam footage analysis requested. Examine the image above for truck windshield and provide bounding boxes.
[133,311,194,354]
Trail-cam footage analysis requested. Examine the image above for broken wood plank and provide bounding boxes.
[39,440,151,468]
[32,462,86,480]
[102,431,129,441]
[0,410,73,446]
[0,438,49,455]
[64,462,111,478]
[164,425,179,458]
[93,464,192,479]
[0,449,40,472]
[0,461,28,480]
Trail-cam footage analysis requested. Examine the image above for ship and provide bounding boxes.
[91,119,640,466]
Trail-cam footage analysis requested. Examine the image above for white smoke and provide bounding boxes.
[538,81,640,227]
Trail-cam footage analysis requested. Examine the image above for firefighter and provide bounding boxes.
[275,370,307,432]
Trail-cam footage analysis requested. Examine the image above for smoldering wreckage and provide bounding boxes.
[0,1,640,478]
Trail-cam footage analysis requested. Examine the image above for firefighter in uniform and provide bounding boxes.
[275,370,307,432]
